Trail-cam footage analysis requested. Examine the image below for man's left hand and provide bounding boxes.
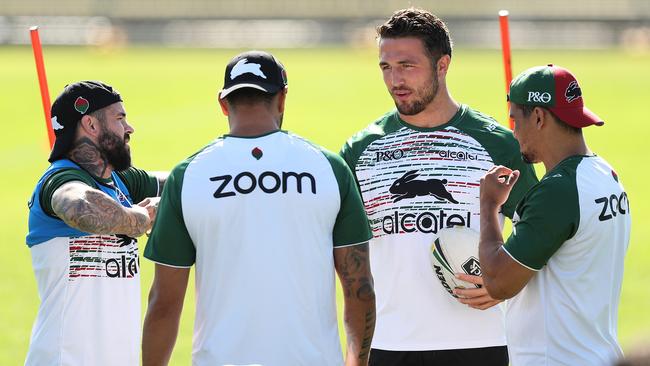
[453,273,502,310]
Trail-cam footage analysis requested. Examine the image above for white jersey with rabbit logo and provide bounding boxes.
[341,105,538,351]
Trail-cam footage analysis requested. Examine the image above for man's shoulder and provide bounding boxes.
[457,106,514,141]
[284,131,350,170]
[346,110,401,147]
[44,161,97,189]
[455,105,522,161]
[524,165,578,208]
[340,110,402,169]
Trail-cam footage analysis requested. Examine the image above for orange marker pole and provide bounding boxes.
[498,10,514,129]
[30,26,55,149]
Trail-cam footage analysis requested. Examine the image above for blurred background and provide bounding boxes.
[2,1,649,365]
[2,0,650,49]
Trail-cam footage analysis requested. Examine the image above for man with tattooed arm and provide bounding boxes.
[25,81,166,366]
[142,51,375,366]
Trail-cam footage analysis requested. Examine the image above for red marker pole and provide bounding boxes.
[498,10,514,129]
[30,26,55,149]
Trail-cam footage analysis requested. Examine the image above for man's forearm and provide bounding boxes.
[52,184,150,237]
[343,296,375,366]
[142,300,182,366]
[143,265,190,366]
[479,203,508,298]
[335,244,376,365]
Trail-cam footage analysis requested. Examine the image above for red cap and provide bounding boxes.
[548,65,604,128]
[509,65,604,128]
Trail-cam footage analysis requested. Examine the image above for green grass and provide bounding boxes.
[1,45,648,364]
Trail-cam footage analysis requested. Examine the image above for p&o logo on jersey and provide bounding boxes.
[527,91,552,104]
[375,148,405,163]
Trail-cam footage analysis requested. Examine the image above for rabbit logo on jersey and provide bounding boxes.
[390,170,458,203]
[381,170,472,235]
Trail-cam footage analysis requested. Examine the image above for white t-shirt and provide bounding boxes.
[145,130,372,366]
[26,235,140,366]
[503,155,631,365]
[340,106,538,350]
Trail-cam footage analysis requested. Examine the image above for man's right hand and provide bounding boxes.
[137,197,161,223]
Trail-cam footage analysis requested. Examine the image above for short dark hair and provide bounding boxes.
[90,108,106,124]
[225,88,278,108]
[520,104,582,135]
[377,8,453,61]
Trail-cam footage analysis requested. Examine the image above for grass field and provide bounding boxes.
[1,45,648,364]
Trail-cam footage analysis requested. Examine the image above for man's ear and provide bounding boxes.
[277,88,288,114]
[78,114,100,137]
[436,54,451,79]
[533,107,547,130]
[218,97,230,116]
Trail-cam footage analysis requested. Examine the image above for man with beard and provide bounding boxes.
[340,8,538,366]
[25,81,166,366]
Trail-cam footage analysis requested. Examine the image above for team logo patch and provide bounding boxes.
[51,116,64,130]
[565,80,582,103]
[74,96,89,114]
[252,147,263,160]
[389,170,458,203]
[230,58,267,80]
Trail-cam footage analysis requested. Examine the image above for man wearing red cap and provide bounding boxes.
[477,65,631,365]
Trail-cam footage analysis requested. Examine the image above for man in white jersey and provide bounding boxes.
[142,51,376,366]
[25,81,165,365]
[340,8,538,366]
[479,64,631,365]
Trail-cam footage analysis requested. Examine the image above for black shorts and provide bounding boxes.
[369,346,509,366]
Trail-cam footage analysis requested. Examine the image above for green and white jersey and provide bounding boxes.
[341,105,537,351]
[25,164,158,366]
[503,155,631,365]
[145,130,372,366]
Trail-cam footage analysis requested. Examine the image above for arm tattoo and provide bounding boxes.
[52,185,150,238]
[335,243,376,361]
[359,309,375,360]
[68,137,110,178]
[339,244,373,299]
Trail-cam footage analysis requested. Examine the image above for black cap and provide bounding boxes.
[48,81,122,162]
[219,50,288,99]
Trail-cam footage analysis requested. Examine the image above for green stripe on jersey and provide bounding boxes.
[504,155,582,270]
[317,148,372,246]
[144,141,220,267]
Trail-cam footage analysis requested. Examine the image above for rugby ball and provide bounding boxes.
[430,226,482,298]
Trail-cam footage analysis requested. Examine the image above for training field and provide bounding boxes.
[0,45,648,364]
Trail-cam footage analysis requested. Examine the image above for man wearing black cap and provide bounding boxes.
[479,65,631,365]
[142,51,376,366]
[25,81,165,366]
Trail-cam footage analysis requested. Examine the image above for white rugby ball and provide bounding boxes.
[430,226,482,298]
